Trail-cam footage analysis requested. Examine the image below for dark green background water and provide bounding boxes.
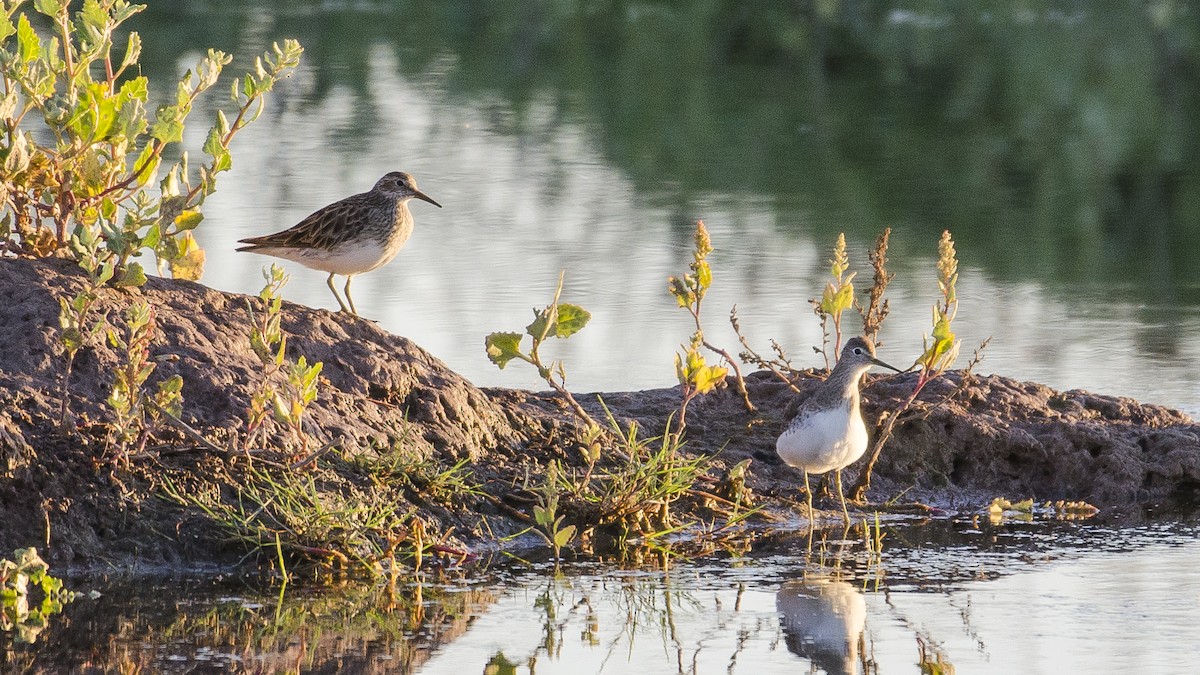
[137,1,1200,413]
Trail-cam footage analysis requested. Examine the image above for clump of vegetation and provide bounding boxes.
[734,230,896,390]
[485,270,597,428]
[1,1,301,426]
[1,1,301,278]
[162,464,417,576]
[105,300,182,464]
[242,264,324,460]
[1,547,75,645]
[667,220,754,415]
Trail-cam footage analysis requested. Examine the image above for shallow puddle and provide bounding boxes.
[5,517,1199,674]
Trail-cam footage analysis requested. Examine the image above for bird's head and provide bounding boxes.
[374,171,442,208]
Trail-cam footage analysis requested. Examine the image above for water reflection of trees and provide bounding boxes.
[136,1,1200,292]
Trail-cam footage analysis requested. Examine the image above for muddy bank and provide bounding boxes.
[0,256,1196,569]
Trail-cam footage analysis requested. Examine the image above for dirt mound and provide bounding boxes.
[0,257,1197,568]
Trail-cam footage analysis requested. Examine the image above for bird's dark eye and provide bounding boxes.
[852,347,864,355]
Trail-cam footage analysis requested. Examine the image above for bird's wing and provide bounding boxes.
[238,197,368,250]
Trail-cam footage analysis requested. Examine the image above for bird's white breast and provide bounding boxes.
[775,404,868,475]
[280,241,400,275]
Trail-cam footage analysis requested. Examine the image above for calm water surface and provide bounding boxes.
[7,518,1200,673]
[123,2,1200,415]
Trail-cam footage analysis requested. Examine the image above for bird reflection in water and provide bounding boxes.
[776,578,867,675]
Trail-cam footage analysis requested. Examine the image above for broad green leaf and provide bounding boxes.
[525,307,552,341]
[118,75,148,102]
[150,104,184,143]
[131,142,160,185]
[112,261,147,287]
[168,232,205,281]
[554,303,590,338]
[202,126,231,173]
[112,3,145,24]
[693,364,728,394]
[554,524,576,548]
[120,32,141,70]
[484,332,524,369]
[0,15,15,43]
[17,14,40,63]
[532,505,550,527]
[34,0,66,15]
[831,280,855,313]
[141,222,161,250]
[174,209,204,231]
[114,96,147,141]
[79,0,108,31]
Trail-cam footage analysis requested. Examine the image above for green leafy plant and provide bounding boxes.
[0,547,75,645]
[852,230,963,501]
[735,230,894,391]
[673,332,727,437]
[274,355,322,457]
[105,300,182,463]
[811,233,856,368]
[667,220,754,413]
[162,463,412,575]
[485,270,597,428]
[56,221,111,424]
[528,460,577,563]
[0,0,301,282]
[243,264,323,458]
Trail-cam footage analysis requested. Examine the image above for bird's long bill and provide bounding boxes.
[870,356,904,373]
[414,189,442,208]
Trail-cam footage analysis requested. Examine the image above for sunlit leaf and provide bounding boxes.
[693,364,728,394]
[120,32,141,70]
[141,222,161,250]
[173,210,204,231]
[554,524,576,548]
[168,232,205,281]
[149,104,184,143]
[0,15,15,43]
[484,332,524,369]
[79,0,108,32]
[695,261,712,291]
[130,142,160,185]
[525,307,553,341]
[16,15,40,63]
[554,303,590,338]
[112,261,147,287]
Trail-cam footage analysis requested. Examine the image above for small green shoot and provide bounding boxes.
[485,270,597,428]
[667,220,754,412]
[105,301,182,464]
[811,233,856,368]
[529,461,576,564]
[242,265,324,459]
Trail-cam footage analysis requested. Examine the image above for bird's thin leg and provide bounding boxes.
[326,273,351,313]
[344,275,359,316]
[804,471,814,521]
[835,469,851,524]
